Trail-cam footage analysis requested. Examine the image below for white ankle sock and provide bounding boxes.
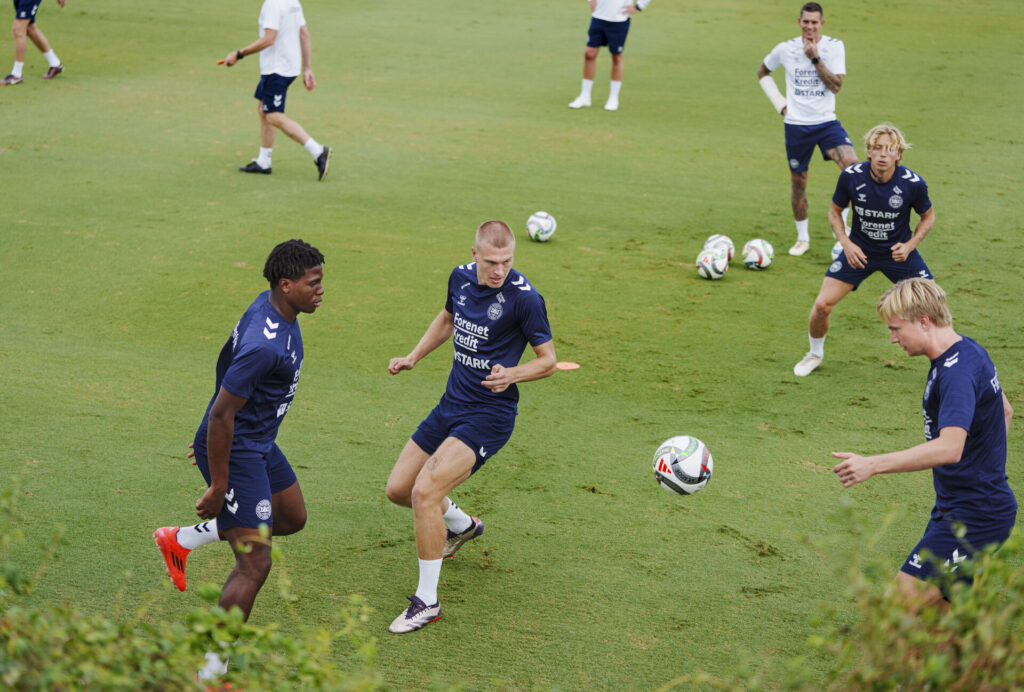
[795,219,810,242]
[12,61,23,78]
[442,500,473,534]
[43,50,60,68]
[257,148,272,168]
[609,80,622,99]
[809,335,825,358]
[415,558,442,606]
[177,520,220,550]
[303,137,324,159]
[580,79,593,98]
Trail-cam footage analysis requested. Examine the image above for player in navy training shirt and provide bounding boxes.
[794,123,937,376]
[384,220,557,633]
[154,240,324,680]
[834,279,1016,610]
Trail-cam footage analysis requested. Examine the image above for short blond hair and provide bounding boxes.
[864,123,912,155]
[475,220,515,249]
[877,278,952,328]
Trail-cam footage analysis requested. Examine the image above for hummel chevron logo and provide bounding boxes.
[944,352,959,368]
[478,446,488,458]
[850,163,864,174]
[273,94,283,107]
[225,488,239,515]
[856,183,867,190]
[264,316,279,340]
[511,276,532,291]
[901,170,920,183]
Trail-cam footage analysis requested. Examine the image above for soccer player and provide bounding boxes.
[153,239,324,680]
[757,2,858,256]
[0,0,66,86]
[793,123,935,377]
[222,0,331,181]
[833,278,1016,609]
[384,220,557,633]
[568,0,651,112]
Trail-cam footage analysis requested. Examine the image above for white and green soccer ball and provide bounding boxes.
[652,435,714,495]
[703,234,734,261]
[526,211,557,242]
[831,240,844,262]
[696,247,729,280]
[742,238,774,270]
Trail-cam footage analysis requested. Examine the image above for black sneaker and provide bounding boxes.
[314,146,331,182]
[239,160,271,175]
[0,74,23,86]
[41,64,64,80]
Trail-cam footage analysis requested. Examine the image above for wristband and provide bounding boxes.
[634,3,642,10]
[236,50,244,60]
[811,56,820,65]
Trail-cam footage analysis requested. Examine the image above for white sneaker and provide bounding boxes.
[603,97,619,111]
[388,596,442,633]
[789,240,810,256]
[793,353,823,376]
[568,95,591,109]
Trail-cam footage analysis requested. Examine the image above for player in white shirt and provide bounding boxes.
[757,2,858,257]
[568,0,651,112]
[222,0,331,181]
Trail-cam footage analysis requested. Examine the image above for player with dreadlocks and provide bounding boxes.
[154,239,324,681]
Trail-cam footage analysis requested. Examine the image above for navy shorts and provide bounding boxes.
[411,399,516,474]
[784,120,853,172]
[826,247,932,290]
[13,0,39,22]
[587,17,630,54]
[901,511,1016,593]
[193,441,298,530]
[254,73,296,114]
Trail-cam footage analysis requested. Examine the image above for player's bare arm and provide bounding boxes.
[388,309,455,375]
[299,25,315,91]
[1003,392,1014,432]
[832,426,967,488]
[481,340,557,393]
[196,387,248,518]
[223,28,277,67]
[757,63,787,115]
[829,202,866,268]
[891,207,935,262]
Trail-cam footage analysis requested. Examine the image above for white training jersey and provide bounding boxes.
[763,35,846,126]
[258,0,306,78]
[592,0,650,23]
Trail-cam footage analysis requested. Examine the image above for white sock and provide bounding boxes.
[42,50,60,68]
[809,335,825,359]
[795,219,810,242]
[580,78,593,98]
[608,80,622,99]
[12,61,23,79]
[303,137,324,159]
[414,558,442,606]
[197,651,229,681]
[841,206,851,229]
[177,520,220,550]
[257,147,272,168]
[442,499,473,534]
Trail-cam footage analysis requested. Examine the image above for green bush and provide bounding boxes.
[0,483,383,691]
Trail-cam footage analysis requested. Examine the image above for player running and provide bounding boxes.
[794,123,935,377]
[757,2,858,256]
[153,240,324,681]
[384,220,556,633]
[834,278,1016,610]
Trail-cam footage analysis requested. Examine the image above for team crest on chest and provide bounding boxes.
[487,302,503,320]
[888,194,903,209]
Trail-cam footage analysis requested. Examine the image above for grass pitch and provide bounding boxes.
[2,0,1023,688]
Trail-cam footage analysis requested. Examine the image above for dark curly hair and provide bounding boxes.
[263,239,325,287]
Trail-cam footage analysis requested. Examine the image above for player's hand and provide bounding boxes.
[890,241,914,263]
[388,356,415,375]
[303,69,316,91]
[842,240,867,269]
[622,4,639,16]
[832,452,874,487]
[223,51,239,67]
[803,39,819,61]
[588,0,597,11]
[195,487,226,520]
[187,442,196,465]
[482,364,514,393]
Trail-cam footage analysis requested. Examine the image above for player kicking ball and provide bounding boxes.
[384,220,557,633]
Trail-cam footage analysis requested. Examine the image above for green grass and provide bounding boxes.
[2,0,1023,688]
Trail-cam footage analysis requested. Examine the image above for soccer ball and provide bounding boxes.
[742,238,774,270]
[652,435,713,495]
[831,240,844,262]
[526,211,557,242]
[703,234,734,261]
[696,248,728,280]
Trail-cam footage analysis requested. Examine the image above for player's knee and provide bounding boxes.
[237,544,273,582]
[385,478,412,507]
[812,297,836,318]
[276,508,307,536]
[409,480,442,510]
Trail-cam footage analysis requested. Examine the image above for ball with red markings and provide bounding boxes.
[652,435,713,495]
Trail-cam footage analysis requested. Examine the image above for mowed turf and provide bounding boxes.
[2,0,1023,688]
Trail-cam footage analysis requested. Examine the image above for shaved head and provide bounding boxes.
[475,220,515,249]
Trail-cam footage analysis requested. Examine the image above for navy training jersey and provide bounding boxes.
[443,263,552,411]
[833,163,932,254]
[196,290,304,454]
[924,336,1016,521]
